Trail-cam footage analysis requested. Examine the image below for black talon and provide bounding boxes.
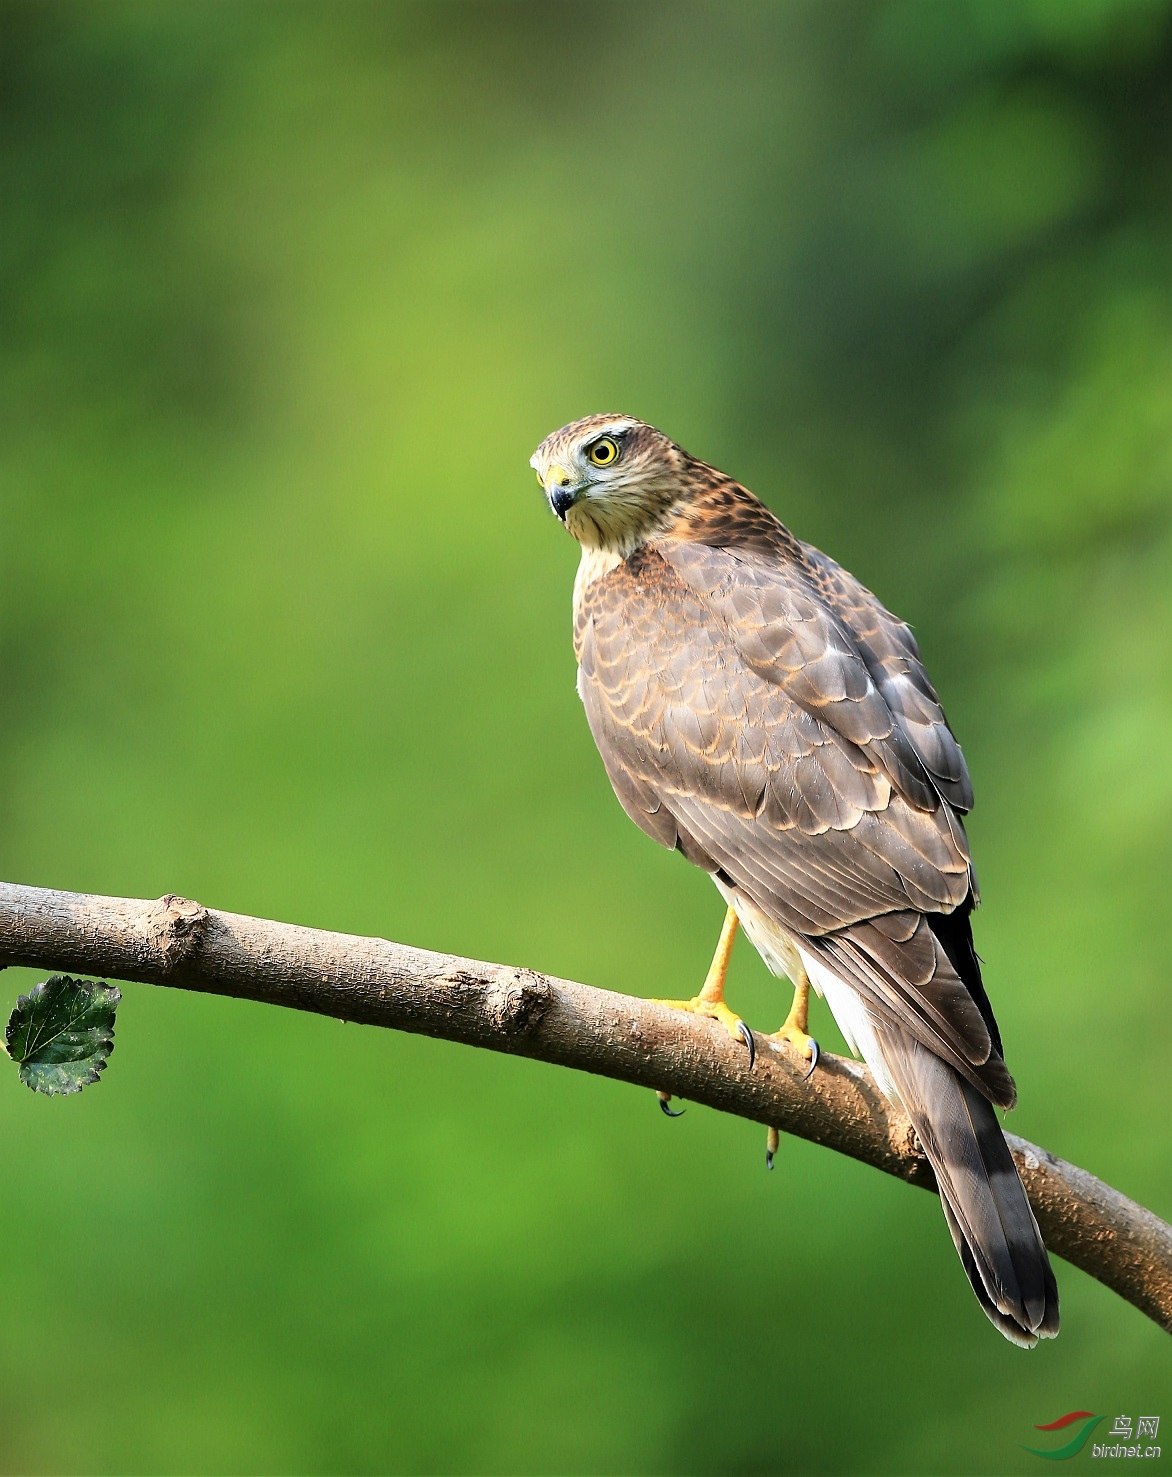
[737,1020,755,1069]
[765,1148,775,1170]
[802,1037,820,1081]
[658,1093,685,1118]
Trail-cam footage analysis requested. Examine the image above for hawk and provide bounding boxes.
[532,413,1059,1347]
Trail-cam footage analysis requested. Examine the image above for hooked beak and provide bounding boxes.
[542,464,580,522]
[548,485,578,521]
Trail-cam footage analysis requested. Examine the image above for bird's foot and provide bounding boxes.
[768,1021,819,1081]
[656,1091,685,1117]
[650,994,755,1067]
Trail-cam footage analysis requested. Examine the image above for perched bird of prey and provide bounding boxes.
[532,414,1059,1347]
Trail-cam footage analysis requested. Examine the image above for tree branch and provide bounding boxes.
[0,881,1168,1333]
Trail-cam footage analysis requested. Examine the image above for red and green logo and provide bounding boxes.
[1021,1412,1105,1460]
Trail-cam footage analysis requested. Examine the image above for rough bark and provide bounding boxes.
[0,881,1167,1332]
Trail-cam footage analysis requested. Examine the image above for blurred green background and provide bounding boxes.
[1,1,1169,1472]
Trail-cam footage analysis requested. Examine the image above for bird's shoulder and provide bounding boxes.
[667,477,972,812]
[574,474,972,815]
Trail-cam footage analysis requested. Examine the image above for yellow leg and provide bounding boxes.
[651,906,752,1056]
[768,970,819,1078]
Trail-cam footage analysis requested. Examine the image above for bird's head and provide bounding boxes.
[531,414,688,553]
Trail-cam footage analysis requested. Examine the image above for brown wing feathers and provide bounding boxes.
[578,542,1012,1105]
[580,544,972,924]
[799,541,975,812]
[661,540,943,815]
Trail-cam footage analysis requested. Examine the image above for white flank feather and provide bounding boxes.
[714,880,899,1103]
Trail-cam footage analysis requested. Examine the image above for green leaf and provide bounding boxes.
[5,976,121,1096]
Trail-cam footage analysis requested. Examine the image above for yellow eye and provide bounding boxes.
[587,436,620,467]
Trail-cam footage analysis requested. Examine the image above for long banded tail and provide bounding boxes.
[873,1018,1060,1346]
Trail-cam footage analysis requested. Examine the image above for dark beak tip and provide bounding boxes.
[549,487,576,521]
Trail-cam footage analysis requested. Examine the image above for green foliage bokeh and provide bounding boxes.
[0,2,1169,1472]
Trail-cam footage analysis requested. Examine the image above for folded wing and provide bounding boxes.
[577,541,1008,1104]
